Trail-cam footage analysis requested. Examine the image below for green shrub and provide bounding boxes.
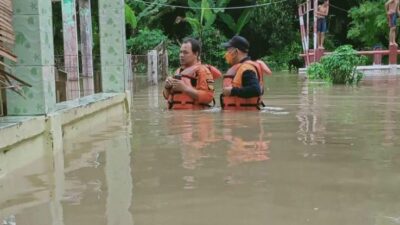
[261,41,303,71]
[307,45,366,85]
[307,62,330,81]
[199,27,228,70]
[167,43,180,69]
[127,28,167,54]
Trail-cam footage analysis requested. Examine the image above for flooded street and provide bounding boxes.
[1,74,400,225]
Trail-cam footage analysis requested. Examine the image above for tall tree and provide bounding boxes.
[347,0,387,48]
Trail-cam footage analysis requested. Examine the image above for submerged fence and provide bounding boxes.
[1,42,169,116]
[127,41,169,93]
[54,54,101,102]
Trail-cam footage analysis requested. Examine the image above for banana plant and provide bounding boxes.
[125,3,137,30]
[178,0,230,40]
[126,0,170,28]
[219,9,252,35]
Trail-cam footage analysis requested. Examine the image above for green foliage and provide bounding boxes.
[200,27,228,69]
[235,9,252,35]
[167,43,180,69]
[347,0,387,47]
[182,0,220,39]
[219,9,252,35]
[201,0,216,28]
[261,41,303,71]
[183,15,202,36]
[307,45,366,85]
[126,29,167,54]
[307,62,330,81]
[244,1,299,59]
[126,0,172,29]
[125,3,137,30]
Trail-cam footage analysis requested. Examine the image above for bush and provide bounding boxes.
[261,41,303,71]
[127,28,167,54]
[199,27,228,70]
[167,43,180,69]
[307,45,366,85]
[307,62,330,81]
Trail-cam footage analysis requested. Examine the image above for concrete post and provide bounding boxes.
[315,48,324,62]
[164,48,169,78]
[147,50,158,85]
[79,0,95,96]
[126,54,134,93]
[161,44,169,80]
[62,0,80,100]
[99,0,127,92]
[389,44,397,65]
[7,0,56,115]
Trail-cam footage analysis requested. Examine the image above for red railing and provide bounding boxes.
[300,45,400,66]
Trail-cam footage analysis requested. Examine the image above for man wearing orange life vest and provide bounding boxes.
[221,36,272,110]
[163,38,217,110]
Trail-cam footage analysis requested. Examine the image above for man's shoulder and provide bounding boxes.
[238,63,257,75]
[195,64,210,72]
[195,64,212,76]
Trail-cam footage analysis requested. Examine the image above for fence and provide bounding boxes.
[1,42,169,116]
[127,41,169,93]
[54,54,102,102]
[300,45,400,66]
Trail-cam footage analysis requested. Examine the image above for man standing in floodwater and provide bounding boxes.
[317,0,329,49]
[163,38,217,110]
[220,35,271,110]
[386,0,400,46]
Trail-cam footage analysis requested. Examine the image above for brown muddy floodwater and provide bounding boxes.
[1,73,400,225]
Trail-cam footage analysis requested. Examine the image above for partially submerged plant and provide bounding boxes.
[307,45,366,85]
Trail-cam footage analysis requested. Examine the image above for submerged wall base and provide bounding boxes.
[0,92,131,178]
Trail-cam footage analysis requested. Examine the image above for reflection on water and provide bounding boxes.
[0,115,133,225]
[1,74,400,225]
[166,111,271,169]
[297,82,328,146]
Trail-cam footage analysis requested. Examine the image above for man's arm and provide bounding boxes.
[171,67,214,103]
[163,77,173,100]
[316,5,323,16]
[194,67,214,103]
[230,70,261,98]
[325,4,329,16]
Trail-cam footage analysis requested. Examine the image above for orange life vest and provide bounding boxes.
[168,64,221,110]
[221,60,271,110]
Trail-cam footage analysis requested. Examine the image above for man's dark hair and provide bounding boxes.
[182,38,202,56]
[318,0,328,4]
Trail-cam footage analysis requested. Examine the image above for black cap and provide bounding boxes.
[222,35,250,53]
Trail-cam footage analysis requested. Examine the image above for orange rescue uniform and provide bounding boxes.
[221,60,271,110]
[164,63,218,110]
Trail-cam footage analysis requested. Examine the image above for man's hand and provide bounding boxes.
[171,79,188,92]
[223,87,232,96]
[165,77,173,89]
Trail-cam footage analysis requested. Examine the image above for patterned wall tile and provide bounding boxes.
[7,0,56,115]
[13,0,40,15]
[99,0,127,92]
